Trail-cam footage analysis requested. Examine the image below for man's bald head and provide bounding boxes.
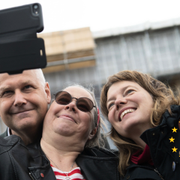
[0,68,51,144]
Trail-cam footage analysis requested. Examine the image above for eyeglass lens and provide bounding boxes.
[55,91,94,112]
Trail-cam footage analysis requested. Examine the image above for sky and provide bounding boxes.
[1,0,180,33]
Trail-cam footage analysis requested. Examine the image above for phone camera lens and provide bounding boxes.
[34,5,38,9]
[33,4,39,15]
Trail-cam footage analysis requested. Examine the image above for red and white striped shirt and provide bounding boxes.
[51,165,86,180]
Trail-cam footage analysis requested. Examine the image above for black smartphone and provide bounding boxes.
[0,3,47,74]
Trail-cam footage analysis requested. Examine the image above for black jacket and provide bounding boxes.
[121,105,180,180]
[122,163,163,180]
[0,135,120,180]
[141,105,180,180]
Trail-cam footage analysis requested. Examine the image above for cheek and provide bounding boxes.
[81,113,93,131]
[145,106,153,119]
[108,111,115,124]
[0,101,10,114]
[49,102,61,113]
[144,96,154,112]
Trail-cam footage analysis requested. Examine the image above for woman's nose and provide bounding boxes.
[114,96,127,109]
[65,99,77,111]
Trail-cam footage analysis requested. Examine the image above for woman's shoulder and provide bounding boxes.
[123,163,163,180]
[81,147,119,157]
[77,147,120,180]
[141,104,180,180]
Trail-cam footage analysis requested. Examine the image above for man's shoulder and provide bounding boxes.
[0,135,21,154]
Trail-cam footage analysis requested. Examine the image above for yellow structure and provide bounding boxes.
[38,27,96,73]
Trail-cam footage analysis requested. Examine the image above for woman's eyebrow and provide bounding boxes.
[107,85,136,103]
[107,86,124,103]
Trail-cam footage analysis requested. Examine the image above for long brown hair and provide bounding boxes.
[100,70,180,176]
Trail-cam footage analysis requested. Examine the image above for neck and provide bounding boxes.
[42,129,86,153]
[129,124,152,149]
[133,137,146,149]
[40,138,79,171]
[11,129,41,145]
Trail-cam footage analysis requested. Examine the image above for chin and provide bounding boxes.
[19,121,42,130]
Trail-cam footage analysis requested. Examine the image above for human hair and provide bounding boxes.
[33,69,46,87]
[100,70,180,176]
[63,84,105,148]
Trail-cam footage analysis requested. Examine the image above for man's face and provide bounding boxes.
[0,70,51,135]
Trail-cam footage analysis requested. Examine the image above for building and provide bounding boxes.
[1,18,180,148]
[42,18,180,94]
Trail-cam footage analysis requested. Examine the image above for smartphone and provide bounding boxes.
[0,3,47,74]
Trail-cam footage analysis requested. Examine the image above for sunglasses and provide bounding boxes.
[54,91,96,112]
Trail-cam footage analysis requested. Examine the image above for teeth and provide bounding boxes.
[120,109,135,120]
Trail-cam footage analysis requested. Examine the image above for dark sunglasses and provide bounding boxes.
[54,91,96,112]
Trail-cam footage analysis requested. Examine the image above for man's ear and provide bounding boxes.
[45,82,51,104]
[88,127,97,140]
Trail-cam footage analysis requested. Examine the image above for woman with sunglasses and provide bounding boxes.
[100,70,180,180]
[0,85,119,180]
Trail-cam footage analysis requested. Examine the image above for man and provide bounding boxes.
[0,69,51,145]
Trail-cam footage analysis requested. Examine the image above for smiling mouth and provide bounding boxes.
[12,109,32,115]
[120,109,135,121]
[58,115,77,123]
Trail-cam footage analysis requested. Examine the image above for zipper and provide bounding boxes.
[29,172,35,180]
[154,168,164,180]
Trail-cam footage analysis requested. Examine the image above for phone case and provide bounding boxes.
[0,3,46,74]
[0,3,43,36]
